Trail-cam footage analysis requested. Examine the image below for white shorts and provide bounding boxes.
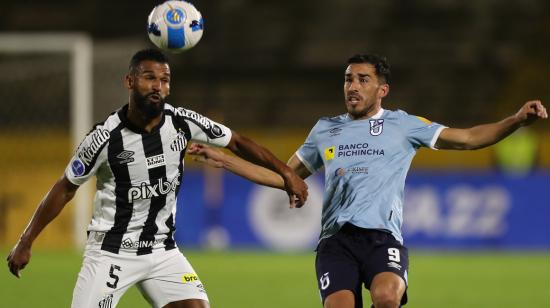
[71,248,208,308]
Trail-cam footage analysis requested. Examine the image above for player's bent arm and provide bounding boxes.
[287,153,312,179]
[225,131,308,204]
[7,175,78,278]
[190,145,311,189]
[435,100,547,150]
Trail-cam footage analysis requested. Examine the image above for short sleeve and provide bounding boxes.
[173,108,232,147]
[400,111,446,149]
[65,127,109,185]
[296,122,323,173]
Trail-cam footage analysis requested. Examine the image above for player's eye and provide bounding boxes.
[360,78,368,83]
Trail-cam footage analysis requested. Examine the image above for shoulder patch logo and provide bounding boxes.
[324,146,335,160]
[211,124,225,138]
[369,119,384,136]
[71,159,86,177]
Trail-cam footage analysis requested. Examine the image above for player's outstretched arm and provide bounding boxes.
[435,100,547,150]
[6,176,78,278]
[223,131,309,207]
[188,143,312,208]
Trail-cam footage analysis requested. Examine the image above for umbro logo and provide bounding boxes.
[329,127,342,137]
[116,150,135,164]
[387,261,402,270]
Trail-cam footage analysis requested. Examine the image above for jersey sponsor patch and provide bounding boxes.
[324,146,335,160]
[77,129,110,166]
[121,237,164,249]
[146,154,166,169]
[127,175,180,202]
[71,158,86,177]
[337,143,384,157]
[182,273,200,283]
[173,108,227,138]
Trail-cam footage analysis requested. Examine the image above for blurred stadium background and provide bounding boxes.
[1,0,549,307]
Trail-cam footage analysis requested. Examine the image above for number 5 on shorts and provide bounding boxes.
[387,248,400,262]
[107,264,121,289]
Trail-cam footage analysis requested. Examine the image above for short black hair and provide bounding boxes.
[129,48,169,72]
[347,54,391,84]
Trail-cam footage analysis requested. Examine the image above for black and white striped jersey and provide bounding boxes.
[65,103,232,255]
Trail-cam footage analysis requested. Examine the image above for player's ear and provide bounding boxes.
[378,83,389,98]
[125,74,133,89]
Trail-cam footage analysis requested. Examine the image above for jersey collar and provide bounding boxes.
[117,104,166,134]
[345,108,385,121]
[371,108,385,119]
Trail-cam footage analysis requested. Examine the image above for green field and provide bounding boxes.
[1,249,549,307]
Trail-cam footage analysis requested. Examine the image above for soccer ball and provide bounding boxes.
[147,0,204,52]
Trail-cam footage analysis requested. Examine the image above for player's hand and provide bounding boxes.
[515,100,547,126]
[187,143,225,168]
[282,171,308,209]
[6,240,32,278]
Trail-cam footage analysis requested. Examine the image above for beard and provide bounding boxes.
[133,91,165,119]
[346,102,370,119]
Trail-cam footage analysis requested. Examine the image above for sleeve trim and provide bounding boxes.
[430,126,447,150]
[65,171,82,186]
[295,151,316,174]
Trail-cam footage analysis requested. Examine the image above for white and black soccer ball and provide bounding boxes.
[147,0,204,52]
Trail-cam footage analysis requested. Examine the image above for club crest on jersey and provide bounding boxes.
[369,119,384,136]
[98,294,113,308]
[170,131,188,152]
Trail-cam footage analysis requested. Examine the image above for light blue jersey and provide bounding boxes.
[296,109,445,243]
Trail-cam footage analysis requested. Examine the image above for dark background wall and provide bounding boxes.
[1,0,549,129]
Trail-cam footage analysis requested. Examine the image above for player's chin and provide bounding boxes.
[346,105,367,118]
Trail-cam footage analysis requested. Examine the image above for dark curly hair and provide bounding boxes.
[129,49,169,73]
[347,54,391,84]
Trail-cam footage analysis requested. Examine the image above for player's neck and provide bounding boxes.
[126,106,163,133]
[349,106,382,120]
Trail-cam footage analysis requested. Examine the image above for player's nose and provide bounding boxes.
[151,79,162,91]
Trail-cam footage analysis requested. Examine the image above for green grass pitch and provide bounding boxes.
[1,249,549,307]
